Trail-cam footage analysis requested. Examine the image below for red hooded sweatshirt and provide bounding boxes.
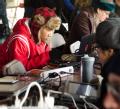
[0,18,50,71]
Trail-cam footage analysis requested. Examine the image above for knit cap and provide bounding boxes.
[92,0,115,12]
[96,18,120,49]
[30,7,61,31]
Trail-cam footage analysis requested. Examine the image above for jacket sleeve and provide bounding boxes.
[8,39,50,71]
[71,11,91,41]
[77,11,91,37]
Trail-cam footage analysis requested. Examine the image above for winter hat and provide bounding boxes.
[92,0,115,12]
[96,18,120,49]
[30,7,61,31]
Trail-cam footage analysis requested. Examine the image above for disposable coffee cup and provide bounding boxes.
[81,54,95,83]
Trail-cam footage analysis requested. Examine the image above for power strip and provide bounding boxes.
[41,66,74,80]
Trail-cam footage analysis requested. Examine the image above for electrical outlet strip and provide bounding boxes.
[41,66,74,80]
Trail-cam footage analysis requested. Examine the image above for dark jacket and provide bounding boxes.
[0,0,6,15]
[69,7,95,43]
[101,52,120,79]
[24,0,64,19]
[98,52,120,108]
[64,7,95,53]
[24,0,44,8]
[0,0,10,37]
[24,0,44,17]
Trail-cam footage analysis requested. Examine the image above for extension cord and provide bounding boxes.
[41,66,74,80]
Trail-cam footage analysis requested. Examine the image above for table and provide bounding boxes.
[0,75,43,105]
[43,71,98,109]
[0,67,99,107]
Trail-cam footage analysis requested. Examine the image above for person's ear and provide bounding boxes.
[97,8,102,14]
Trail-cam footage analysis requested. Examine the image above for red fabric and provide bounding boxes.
[30,7,57,40]
[30,20,41,38]
[34,7,56,19]
[0,18,50,71]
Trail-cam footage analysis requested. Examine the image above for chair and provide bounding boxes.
[51,33,66,48]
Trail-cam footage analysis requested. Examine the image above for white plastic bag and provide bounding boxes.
[5,82,78,109]
[13,81,55,109]
[3,60,26,75]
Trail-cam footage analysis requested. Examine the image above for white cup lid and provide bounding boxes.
[81,54,95,61]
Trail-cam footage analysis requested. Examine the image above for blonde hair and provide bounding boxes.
[38,26,54,44]
[46,16,61,30]
[33,15,61,30]
[74,0,92,8]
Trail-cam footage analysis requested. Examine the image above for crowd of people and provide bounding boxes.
[0,0,120,108]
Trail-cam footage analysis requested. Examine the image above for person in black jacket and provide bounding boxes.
[0,0,10,38]
[95,18,120,73]
[99,53,120,109]
[23,0,64,18]
[95,18,120,108]
[23,0,44,17]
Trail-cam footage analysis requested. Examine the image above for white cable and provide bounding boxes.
[65,92,79,109]
[80,96,99,109]
[47,90,79,109]
[19,82,43,108]
[84,103,87,109]
[15,95,21,108]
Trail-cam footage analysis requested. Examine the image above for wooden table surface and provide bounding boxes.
[0,76,41,96]
[0,66,100,97]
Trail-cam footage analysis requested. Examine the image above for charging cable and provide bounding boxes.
[14,82,44,109]
[79,95,99,109]
[15,94,21,108]
[47,90,79,109]
[40,72,62,89]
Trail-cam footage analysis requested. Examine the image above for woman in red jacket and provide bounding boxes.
[0,7,61,71]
